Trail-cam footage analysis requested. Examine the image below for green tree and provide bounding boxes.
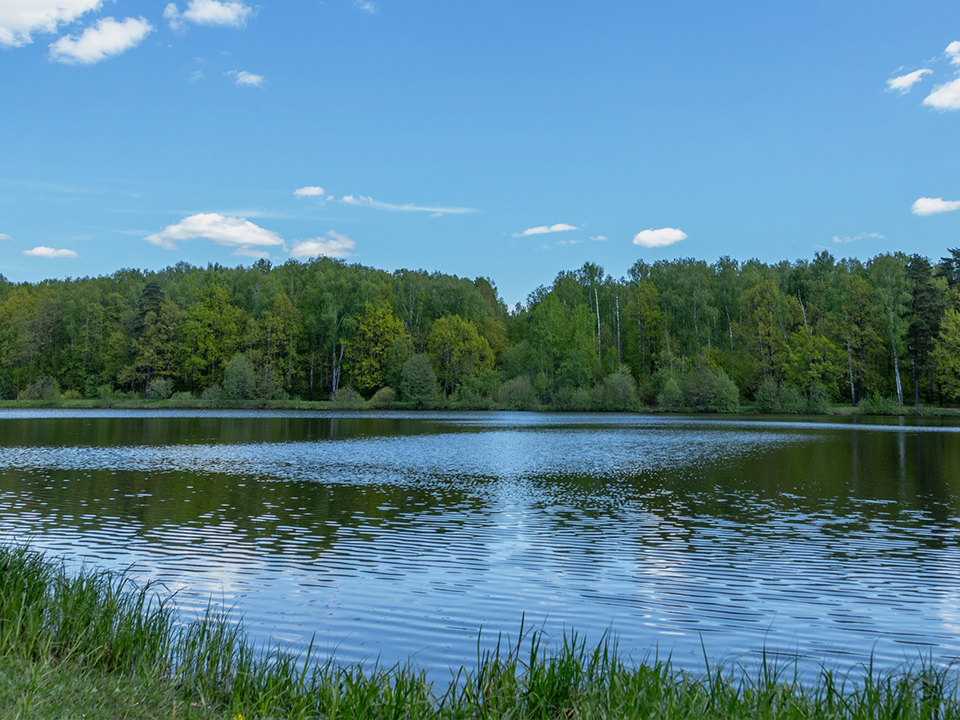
[556,305,595,389]
[740,279,791,386]
[654,258,718,359]
[300,260,371,398]
[937,248,960,288]
[869,254,910,405]
[529,293,567,377]
[346,302,408,396]
[250,292,303,396]
[710,368,740,413]
[933,291,960,405]
[222,353,258,405]
[427,315,493,395]
[624,279,663,378]
[827,267,882,405]
[399,354,438,408]
[0,286,41,395]
[124,297,183,395]
[906,255,947,406]
[597,366,639,411]
[181,284,247,390]
[657,377,683,412]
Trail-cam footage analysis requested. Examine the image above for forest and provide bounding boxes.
[1,249,960,413]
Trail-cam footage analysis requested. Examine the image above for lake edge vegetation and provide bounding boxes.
[2,543,958,719]
[3,249,960,415]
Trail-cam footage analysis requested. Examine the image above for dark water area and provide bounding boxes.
[1,410,959,678]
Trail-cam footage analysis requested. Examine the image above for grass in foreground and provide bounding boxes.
[1,544,958,719]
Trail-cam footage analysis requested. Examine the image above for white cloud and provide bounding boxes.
[145,213,284,254]
[294,186,325,198]
[189,70,204,82]
[165,0,253,31]
[555,239,584,246]
[23,246,79,258]
[946,40,960,66]
[514,223,577,237]
[832,232,886,244]
[923,77,960,110]
[590,235,608,242]
[354,0,377,12]
[49,16,153,65]
[227,69,264,87]
[0,0,102,48]
[886,68,932,94]
[633,227,687,248]
[290,231,356,259]
[912,197,960,216]
[340,194,476,215]
[0,233,13,241]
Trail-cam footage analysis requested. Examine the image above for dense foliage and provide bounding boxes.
[2,249,960,410]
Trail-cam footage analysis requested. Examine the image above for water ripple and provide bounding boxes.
[0,412,959,678]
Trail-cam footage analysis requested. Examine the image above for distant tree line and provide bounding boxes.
[2,250,960,411]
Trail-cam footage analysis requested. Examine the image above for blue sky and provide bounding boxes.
[1,0,958,304]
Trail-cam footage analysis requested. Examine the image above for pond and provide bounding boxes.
[0,409,958,677]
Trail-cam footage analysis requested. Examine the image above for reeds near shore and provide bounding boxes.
[1,544,957,719]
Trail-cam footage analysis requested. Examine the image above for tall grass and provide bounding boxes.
[1,543,958,719]
[0,545,174,675]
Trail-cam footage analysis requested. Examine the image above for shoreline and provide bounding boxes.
[1,397,958,418]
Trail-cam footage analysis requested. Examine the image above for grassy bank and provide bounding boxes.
[1,545,958,719]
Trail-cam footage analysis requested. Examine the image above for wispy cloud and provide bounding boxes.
[23,246,79,258]
[290,231,356,259]
[0,178,121,196]
[556,235,607,247]
[227,69,264,87]
[912,197,960,216]
[923,78,960,111]
[49,16,153,65]
[146,213,284,255]
[164,0,254,31]
[514,223,577,238]
[294,186,325,198]
[886,68,932,94]
[189,70,204,82]
[163,2,182,29]
[233,247,272,259]
[0,233,13,241]
[214,207,305,221]
[633,227,687,248]
[832,232,886,244]
[0,0,103,48]
[340,194,476,215]
[354,0,378,13]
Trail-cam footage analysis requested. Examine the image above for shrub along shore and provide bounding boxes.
[1,544,958,719]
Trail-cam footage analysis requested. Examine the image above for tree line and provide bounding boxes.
[2,249,960,411]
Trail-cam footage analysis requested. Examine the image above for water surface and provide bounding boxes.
[1,410,958,676]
